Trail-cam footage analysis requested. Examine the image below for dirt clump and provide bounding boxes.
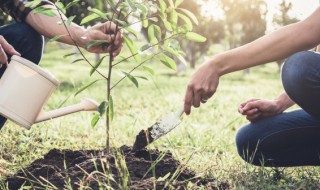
[6,146,230,190]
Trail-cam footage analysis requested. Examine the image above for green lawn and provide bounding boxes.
[0,43,319,189]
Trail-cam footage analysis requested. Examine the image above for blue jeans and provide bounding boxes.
[0,23,44,128]
[236,51,320,167]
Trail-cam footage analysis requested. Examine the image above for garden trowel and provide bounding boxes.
[132,104,184,150]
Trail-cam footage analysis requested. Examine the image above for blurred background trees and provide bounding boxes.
[178,0,225,69]
[0,0,302,72]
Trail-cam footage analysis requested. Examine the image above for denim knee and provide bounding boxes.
[282,51,314,91]
[281,51,320,119]
[235,125,263,166]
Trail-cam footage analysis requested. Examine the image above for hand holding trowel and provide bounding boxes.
[132,104,185,150]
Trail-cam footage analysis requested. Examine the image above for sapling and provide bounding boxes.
[29,0,206,152]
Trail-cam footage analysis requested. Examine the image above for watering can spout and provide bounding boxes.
[35,98,99,123]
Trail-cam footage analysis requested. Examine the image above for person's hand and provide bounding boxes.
[0,36,21,67]
[184,60,220,115]
[80,21,123,56]
[238,99,282,122]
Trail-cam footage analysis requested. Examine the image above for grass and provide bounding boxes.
[0,42,319,189]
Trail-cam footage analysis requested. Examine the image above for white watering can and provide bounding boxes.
[0,55,99,129]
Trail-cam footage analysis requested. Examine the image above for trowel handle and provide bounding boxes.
[175,104,185,118]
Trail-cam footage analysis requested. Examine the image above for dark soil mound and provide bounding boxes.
[6,146,230,190]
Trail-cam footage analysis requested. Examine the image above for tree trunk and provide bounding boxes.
[190,56,196,69]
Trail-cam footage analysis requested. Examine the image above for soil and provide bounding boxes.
[133,127,154,150]
[6,146,230,190]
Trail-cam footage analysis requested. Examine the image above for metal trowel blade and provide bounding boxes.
[132,104,185,150]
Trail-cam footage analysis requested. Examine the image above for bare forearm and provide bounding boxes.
[25,5,87,48]
[274,92,295,113]
[213,8,320,76]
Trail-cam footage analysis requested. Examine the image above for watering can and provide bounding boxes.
[0,55,99,129]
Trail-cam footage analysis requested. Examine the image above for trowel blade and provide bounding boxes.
[133,104,184,150]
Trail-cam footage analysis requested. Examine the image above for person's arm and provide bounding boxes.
[25,4,122,55]
[184,7,320,115]
[238,92,295,121]
[316,45,320,52]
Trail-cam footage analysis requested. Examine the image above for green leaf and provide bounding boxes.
[90,55,107,76]
[34,7,57,17]
[127,0,137,11]
[168,0,174,8]
[85,40,109,50]
[80,14,100,25]
[123,35,141,63]
[135,3,147,13]
[175,0,184,7]
[136,76,148,80]
[142,17,148,28]
[148,25,155,42]
[55,2,66,14]
[48,35,65,43]
[98,101,107,116]
[160,55,176,70]
[159,0,167,12]
[153,25,162,40]
[71,59,84,64]
[140,44,151,51]
[186,32,207,42]
[170,9,178,26]
[109,96,114,121]
[65,0,80,9]
[177,54,187,66]
[142,66,155,75]
[63,53,77,58]
[114,18,128,27]
[162,45,179,56]
[122,72,139,88]
[177,13,193,30]
[25,0,42,8]
[74,80,100,96]
[65,15,76,26]
[89,8,107,19]
[91,114,100,127]
[161,17,173,31]
[124,27,138,38]
[177,8,199,25]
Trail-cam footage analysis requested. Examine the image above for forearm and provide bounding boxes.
[274,92,295,113]
[25,5,88,48]
[213,8,320,76]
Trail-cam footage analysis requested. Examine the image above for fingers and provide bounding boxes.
[0,44,8,66]
[0,36,21,67]
[0,36,20,56]
[102,21,118,34]
[184,85,193,115]
[239,98,259,108]
[241,101,261,113]
[246,112,262,122]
